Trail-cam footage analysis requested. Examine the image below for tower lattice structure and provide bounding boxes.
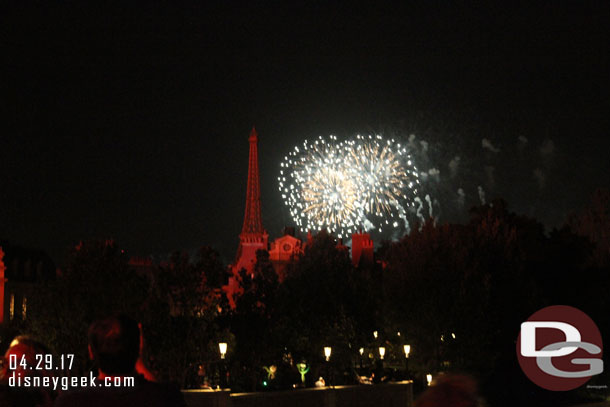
[240,127,265,240]
[232,127,268,279]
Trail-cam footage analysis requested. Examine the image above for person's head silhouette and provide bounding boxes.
[88,315,140,376]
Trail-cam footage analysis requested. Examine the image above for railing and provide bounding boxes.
[182,380,413,407]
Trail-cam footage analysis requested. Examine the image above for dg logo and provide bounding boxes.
[517,305,603,391]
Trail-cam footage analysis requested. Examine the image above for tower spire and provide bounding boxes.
[229,126,268,278]
[240,126,264,237]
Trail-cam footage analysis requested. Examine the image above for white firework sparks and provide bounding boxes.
[279,136,365,237]
[279,134,420,238]
[347,135,419,229]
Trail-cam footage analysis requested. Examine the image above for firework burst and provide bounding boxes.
[347,135,419,231]
[279,134,420,237]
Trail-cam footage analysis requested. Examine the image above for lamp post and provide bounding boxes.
[324,346,332,362]
[426,373,433,386]
[403,344,411,379]
[323,347,332,386]
[218,342,227,359]
[359,347,364,368]
[378,346,386,360]
[218,342,227,389]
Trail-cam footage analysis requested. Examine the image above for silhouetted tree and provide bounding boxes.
[148,247,227,387]
[272,231,376,383]
[383,199,610,405]
[26,239,147,373]
[568,188,610,267]
[227,249,279,391]
[383,202,543,396]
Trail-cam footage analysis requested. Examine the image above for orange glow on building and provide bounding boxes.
[0,247,5,324]
[351,230,374,267]
[223,129,377,309]
[9,293,15,321]
[225,127,269,308]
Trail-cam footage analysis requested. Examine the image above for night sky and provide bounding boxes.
[2,2,609,265]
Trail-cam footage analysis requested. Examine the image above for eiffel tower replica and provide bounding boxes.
[225,127,269,306]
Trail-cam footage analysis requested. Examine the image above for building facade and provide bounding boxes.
[224,128,376,307]
[0,242,55,325]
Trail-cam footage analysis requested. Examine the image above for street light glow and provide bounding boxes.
[324,346,332,361]
[219,342,227,359]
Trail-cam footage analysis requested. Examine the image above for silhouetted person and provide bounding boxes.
[0,336,54,407]
[55,315,186,407]
[415,374,481,407]
[372,359,387,384]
